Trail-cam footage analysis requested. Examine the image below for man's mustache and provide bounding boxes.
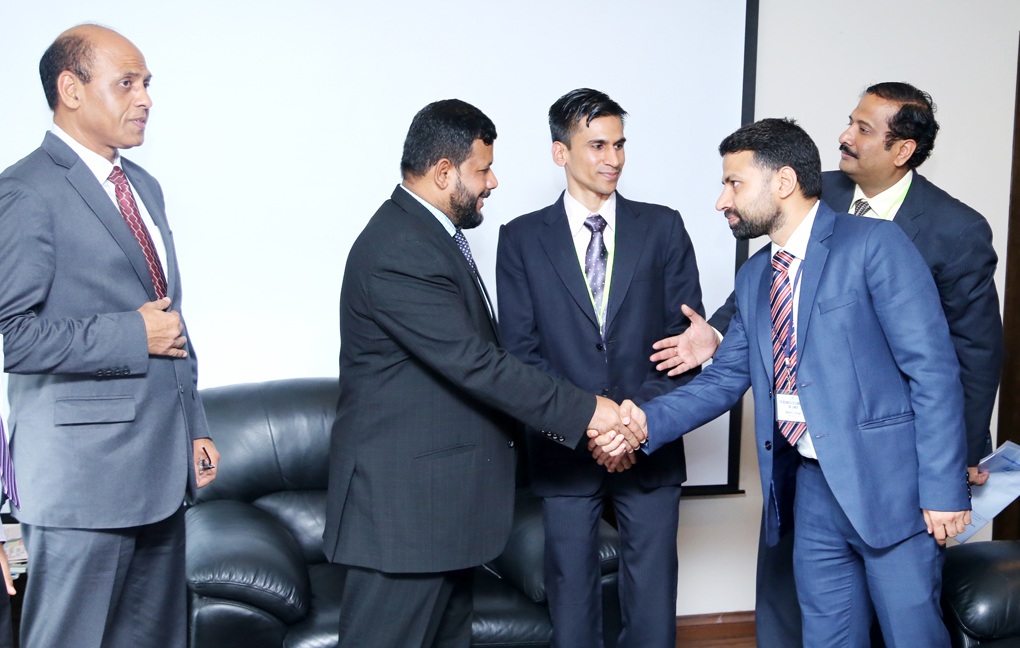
[839,143,858,159]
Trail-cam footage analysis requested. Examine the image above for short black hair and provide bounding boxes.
[549,88,627,146]
[39,31,95,111]
[718,118,822,199]
[864,82,939,169]
[400,99,497,179]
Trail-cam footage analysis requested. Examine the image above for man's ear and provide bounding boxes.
[431,158,455,191]
[56,71,81,111]
[552,141,569,168]
[776,166,799,200]
[892,139,917,169]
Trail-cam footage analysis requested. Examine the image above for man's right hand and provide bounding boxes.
[650,304,720,376]
[587,395,644,456]
[138,298,188,358]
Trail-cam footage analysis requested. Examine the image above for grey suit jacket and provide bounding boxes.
[0,132,209,529]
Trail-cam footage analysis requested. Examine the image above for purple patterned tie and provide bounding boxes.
[771,250,806,445]
[0,418,18,509]
[583,214,608,319]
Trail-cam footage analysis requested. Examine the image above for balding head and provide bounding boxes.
[41,25,153,161]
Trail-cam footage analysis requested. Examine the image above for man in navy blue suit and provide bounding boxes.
[629,118,970,647]
[496,88,704,648]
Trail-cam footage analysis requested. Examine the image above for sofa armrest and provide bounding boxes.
[487,489,620,604]
[942,540,1020,643]
[186,500,311,625]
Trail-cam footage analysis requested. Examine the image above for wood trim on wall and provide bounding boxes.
[993,31,1020,541]
[676,611,755,641]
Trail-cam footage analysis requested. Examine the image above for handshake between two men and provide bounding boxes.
[584,396,649,474]
[580,304,720,475]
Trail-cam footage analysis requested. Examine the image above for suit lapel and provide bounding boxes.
[63,159,160,301]
[755,259,775,384]
[796,204,835,355]
[390,186,500,340]
[537,195,600,329]
[891,173,924,242]
[605,195,648,332]
[123,160,178,301]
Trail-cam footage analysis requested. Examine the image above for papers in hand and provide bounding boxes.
[956,441,1020,543]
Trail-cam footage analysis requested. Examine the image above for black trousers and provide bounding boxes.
[337,565,473,648]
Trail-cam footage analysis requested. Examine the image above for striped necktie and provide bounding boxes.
[852,198,872,217]
[771,250,807,445]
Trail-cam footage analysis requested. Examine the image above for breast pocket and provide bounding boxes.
[54,396,136,426]
[818,290,858,314]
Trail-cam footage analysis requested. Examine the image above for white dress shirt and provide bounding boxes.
[769,201,820,459]
[50,125,168,277]
[563,190,617,328]
[850,170,913,221]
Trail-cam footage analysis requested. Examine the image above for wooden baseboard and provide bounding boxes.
[676,611,756,639]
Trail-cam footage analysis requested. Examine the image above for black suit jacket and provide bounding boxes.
[496,192,704,496]
[709,171,1002,465]
[323,186,595,574]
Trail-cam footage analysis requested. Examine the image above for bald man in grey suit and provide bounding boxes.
[0,25,218,648]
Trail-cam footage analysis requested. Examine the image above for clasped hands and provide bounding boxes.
[585,396,648,473]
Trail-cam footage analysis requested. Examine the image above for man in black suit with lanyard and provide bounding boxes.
[653,82,1002,646]
[324,99,643,648]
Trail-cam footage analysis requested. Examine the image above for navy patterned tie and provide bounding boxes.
[852,198,872,217]
[583,214,608,322]
[771,250,806,446]
[454,229,478,274]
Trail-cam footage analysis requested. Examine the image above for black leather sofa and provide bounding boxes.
[942,540,1020,647]
[185,378,623,648]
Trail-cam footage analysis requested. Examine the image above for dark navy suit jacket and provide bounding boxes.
[496,192,703,496]
[644,201,969,548]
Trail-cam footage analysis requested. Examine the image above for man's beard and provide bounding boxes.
[727,188,785,240]
[450,177,490,230]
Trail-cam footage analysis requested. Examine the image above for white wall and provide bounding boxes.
[674,0,1020,616]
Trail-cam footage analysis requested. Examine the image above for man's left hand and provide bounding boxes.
[194,438,219,488]
[923,509,971,546]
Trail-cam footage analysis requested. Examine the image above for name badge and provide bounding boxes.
[776,392,806,423]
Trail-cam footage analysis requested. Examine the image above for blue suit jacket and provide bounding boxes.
[496,192,703,496]
[643,200,969,549]
[709,171,1002,466]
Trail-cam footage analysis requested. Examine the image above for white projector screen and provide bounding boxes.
[0,1,749,488]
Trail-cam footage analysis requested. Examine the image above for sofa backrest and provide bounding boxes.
[194,378,339,563]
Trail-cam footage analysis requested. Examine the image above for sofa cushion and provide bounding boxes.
[187,500,311,624]
[285,563,347,648]
[471,567,551,647]
[943,541,1020,642]
[254,490,329,565]
[189,593,288,648]
[487,489,619,604]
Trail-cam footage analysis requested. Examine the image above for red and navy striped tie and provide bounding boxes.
[771,250,807,445]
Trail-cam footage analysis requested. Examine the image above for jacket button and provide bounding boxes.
[178,383,185,393]
[596,343,604,351]
[765,441,772,451]
[602,388,611,396]
[507,440,514,448]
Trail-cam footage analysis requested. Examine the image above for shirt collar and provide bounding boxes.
[50,123,122,186]
[399,184,457,237]
[563,189,617,237]
[851,170,913,219]
[771,200,820,262]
